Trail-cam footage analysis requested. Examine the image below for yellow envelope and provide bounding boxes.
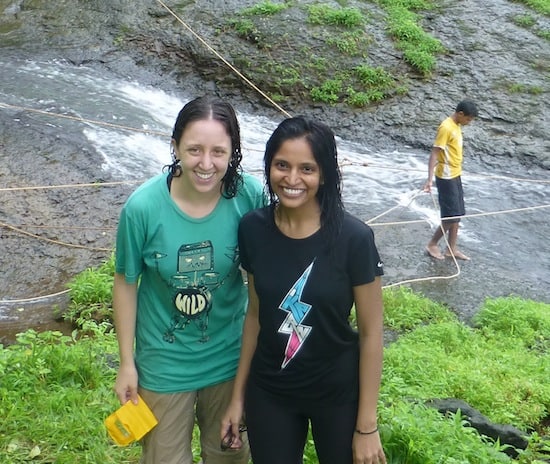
[104,395,158,446]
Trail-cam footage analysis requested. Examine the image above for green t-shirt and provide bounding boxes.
[115,172,265,392]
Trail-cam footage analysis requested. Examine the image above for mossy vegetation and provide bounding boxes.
[220,0,550,107]
[222,0,445,107]
[513,0,550,15]
[1,256,548,463]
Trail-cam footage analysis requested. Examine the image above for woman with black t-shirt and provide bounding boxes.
[221,116,386,464]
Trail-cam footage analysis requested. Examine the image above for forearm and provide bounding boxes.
[354,278,384,432]
[113,273,137,367]
[231,273,260,404]
[355,330,384,431]
[231,311,259,403]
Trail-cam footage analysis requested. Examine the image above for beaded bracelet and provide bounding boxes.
[355,427,378,435]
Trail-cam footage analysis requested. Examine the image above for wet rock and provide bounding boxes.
[426,398,530,458]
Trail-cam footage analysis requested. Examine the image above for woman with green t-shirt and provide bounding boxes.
[113,96,264,464]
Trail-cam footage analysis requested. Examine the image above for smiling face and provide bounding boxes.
[269,136,322,213]
[173,118,232,197]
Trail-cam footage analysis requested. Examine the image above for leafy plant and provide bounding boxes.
[310,79,343,103]
[4,263,549,463]
[383,320,549,430]
[513,14,537,27]
[307,5,365,28]
[382,4,444,75]
[472,296,550,353]
[64,253,115,331]
[382,286,456,331]
[326,30,369,55]
[242,1,289,16]
[0,330,136,463]
[512,0,550,16]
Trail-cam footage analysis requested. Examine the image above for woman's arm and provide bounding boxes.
[113,272,139,405]
[352,276,386,464]
[220,273,260,449]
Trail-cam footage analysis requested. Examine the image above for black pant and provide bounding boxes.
[245,379,357,464]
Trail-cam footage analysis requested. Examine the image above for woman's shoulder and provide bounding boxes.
[239,205,272,234]
[236,172,266,206]
[123,173,167,210]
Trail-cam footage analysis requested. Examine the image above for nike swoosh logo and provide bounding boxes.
[377,262,383,268]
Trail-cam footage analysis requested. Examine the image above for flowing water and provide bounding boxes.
[1,58,549,340]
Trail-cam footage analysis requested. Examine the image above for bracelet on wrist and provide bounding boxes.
[355,427,378,435]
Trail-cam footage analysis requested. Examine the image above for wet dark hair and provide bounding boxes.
[264,116,344,245]
[164,95,243,198]
[456,99,478,117]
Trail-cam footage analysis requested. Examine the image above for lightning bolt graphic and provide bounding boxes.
[278,261,314,369]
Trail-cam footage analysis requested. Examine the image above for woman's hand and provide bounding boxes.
[114,363,139,405]
[220,400,245,450]
[352,431,386,464]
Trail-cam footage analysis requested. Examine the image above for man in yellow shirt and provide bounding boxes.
[423,100,478,260]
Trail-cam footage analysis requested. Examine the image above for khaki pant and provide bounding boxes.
[139,380,249,464]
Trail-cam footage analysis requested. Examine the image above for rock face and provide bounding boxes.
[1,0,549,169]
[426,398,529,458]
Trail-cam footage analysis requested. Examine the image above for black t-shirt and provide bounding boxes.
[239,207,383,406]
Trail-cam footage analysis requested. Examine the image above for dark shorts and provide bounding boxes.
[436,176,465,223]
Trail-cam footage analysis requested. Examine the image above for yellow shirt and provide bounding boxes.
[434,117,463,179]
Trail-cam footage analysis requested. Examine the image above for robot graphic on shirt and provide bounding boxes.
[160,240,230,344]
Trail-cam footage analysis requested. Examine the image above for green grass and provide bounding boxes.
[497,79,545,95]
[221,0,548,106]
[513,0,550,15]
[227,1,441,107]
[307,4,365,27]
[242,0,290,16]
[1,258,549,463]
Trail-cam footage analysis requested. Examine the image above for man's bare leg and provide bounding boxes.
[445,222,470,260]
[426,226,445,260]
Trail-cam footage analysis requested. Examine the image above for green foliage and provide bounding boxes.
[376,0,436,9]
[346,88,384,107]
[383,318,550,430]
[513,0,550,15]
[307,4,365,28]
[383,5,444,75]
[3,273,549,463]
[242,1,290,16]
[326,30,370,55]
[67,254,114,306]
[226,0,546,108]
[383,286,456,331]
[378,401,512,463]
[0,330,137,463]
[64,253,115,331]
[354,64,395,88]
[514,13,537,27]
[498,79,545,95]
[401,44,437,75]
[310,79,343,103]
[510,10,550,40]
[229,18,264,45]
[472,296,550,353]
